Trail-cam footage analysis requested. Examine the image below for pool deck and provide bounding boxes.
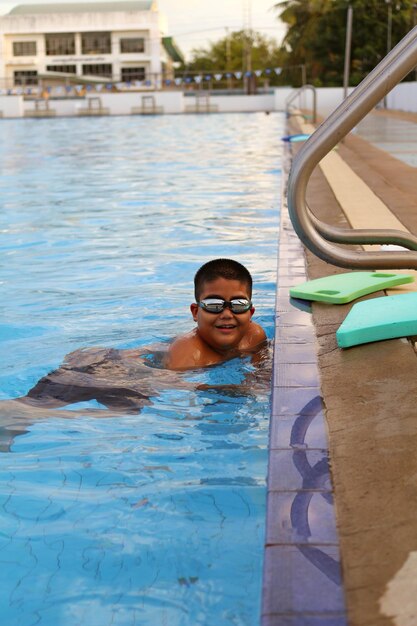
[263,109,417,626]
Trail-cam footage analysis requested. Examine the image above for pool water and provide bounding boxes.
[0,112,283,625]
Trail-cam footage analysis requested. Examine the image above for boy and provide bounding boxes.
[166,258,267,369]
[4,258,266,415]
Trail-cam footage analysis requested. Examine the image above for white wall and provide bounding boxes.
[0,95,23,117]
[96,90,183,114]
[386,81,417,113]
[275,86,355,119]
[274,87,295,111]
[20,90,184,116]
[281,83,417,119]
[1,82,416,119]
[208,94,276,112]
[314,87,352,117]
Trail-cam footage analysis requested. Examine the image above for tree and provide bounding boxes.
[178,30,285,88]
[274,0,416,86]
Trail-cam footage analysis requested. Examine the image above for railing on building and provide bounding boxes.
[0,70,280,98]
[286,26,417,269]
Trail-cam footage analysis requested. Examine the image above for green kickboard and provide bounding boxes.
[290,271,414,304]
[337,292,417,348]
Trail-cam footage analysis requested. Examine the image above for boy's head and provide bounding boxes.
[194,258,252,302]
[191,259,255,354]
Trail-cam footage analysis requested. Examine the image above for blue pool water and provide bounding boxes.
[0,112,283,625]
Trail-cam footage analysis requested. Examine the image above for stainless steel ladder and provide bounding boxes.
[286,84,317,124]
[287,26,417,269]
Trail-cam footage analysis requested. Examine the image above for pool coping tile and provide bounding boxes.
[262,545,345,615]
[271,387,324,418]
[261,614,348,626]
[265,490,339,545]
[262,164,347,623]
[269,412,329,451]
[267,449,331,492]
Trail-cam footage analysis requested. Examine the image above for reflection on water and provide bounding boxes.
[0,113,283,625]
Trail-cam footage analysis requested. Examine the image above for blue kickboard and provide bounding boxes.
[290,271,414,304]
[336,292,417,348]
[281,133,311,143]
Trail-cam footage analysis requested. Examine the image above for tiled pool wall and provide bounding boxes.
[261,145,348,625]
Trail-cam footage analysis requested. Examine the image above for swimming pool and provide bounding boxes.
[0,112,283,625]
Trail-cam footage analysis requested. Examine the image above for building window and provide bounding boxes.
[120,38,145,53]
[14,70,38,86]
[81,32,111,55]
[46,65,77,74]
[45,33,75,56]
[13,41,37,56]
[121,67,146,82]
[82,64,113,78]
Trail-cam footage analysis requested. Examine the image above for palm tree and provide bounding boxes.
[274,0,416,86]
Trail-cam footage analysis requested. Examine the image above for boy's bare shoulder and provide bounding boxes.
[165,331,221,370]
[241,321,267,350]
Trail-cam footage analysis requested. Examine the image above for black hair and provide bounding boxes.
[194,258,253,301]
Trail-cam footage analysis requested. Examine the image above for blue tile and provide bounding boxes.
[276,310,313,327]
[279,275,307,288]
[277,258,306,271]
[274,363,320,388]
[262,545,346,614]
[276,298,311,314]
[275,325,316,344]
[267,450,332,492]
[279,243,304,252]
[272,388,324,418]
[278,252,304,262]
[269,412,329,451]
[278,267,307,279]
[266,491,338,545]
[262,614,348,626]
[274,343,318,365]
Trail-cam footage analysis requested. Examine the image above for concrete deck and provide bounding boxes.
[264,110,417,626]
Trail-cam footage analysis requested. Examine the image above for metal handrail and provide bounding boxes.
[287,26,417,269]
[303,28,416,247]
[285,84,317,124]
[307,206,417,250]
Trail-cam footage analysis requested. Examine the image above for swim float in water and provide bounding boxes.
[281,133,311,143]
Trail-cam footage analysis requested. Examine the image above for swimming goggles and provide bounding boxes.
[198,298,252,314]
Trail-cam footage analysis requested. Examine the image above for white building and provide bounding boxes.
[0,1,182,88]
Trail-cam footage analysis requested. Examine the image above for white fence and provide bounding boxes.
[280,83,417,117]
[0,83,416,119]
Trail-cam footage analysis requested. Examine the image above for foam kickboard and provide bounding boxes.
[281,133,311,143]
[336,292,417,348]
[289,272,414,304]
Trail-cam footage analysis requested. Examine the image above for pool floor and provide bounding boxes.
[0,112,284,625]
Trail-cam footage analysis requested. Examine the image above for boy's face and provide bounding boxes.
[190,277,254,353]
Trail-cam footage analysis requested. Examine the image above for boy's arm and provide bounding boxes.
[20,348,149,410]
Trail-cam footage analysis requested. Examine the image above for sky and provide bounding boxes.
[0,0,286,59]
[158,0,286,57]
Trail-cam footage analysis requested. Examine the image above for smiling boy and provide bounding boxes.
[2,259,266,419]
[165,258,267,370]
